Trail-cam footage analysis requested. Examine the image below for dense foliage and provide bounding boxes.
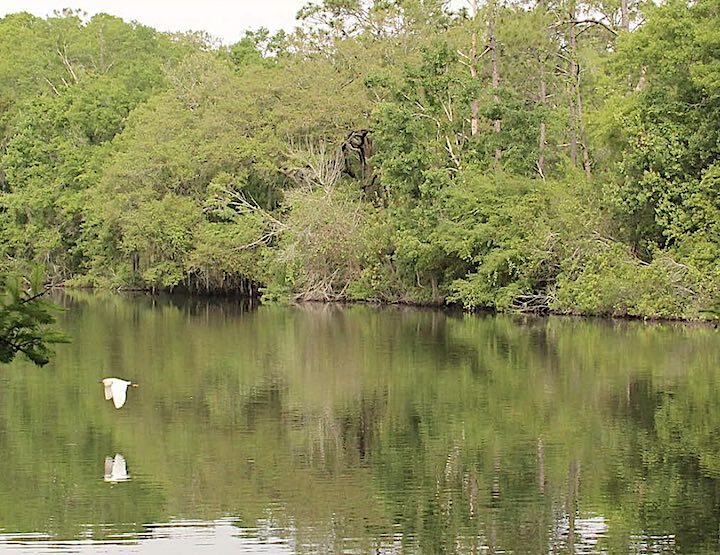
[0,1,718,319]
[0,269,65,365]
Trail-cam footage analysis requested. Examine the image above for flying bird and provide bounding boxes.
[101,378,138,409]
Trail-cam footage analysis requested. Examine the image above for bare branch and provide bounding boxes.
[284,139,344,192]
[553,18,619,36]
[43,77,61,96]
[445,135,462,170]
[57,44,79,83]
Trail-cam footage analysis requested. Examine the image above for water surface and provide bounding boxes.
[1,292,720,553]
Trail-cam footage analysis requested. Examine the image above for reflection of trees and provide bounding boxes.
[2,294,720,552]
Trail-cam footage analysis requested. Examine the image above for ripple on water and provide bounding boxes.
[0,519,299,554]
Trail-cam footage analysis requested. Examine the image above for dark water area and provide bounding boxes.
[1,292,720,553]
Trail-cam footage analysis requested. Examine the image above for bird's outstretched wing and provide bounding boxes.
[111,380,128,409]
[103,382,113,400]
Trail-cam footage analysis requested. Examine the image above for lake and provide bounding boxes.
[1,292,720,554]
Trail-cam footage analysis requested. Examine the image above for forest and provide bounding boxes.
[0,0,718,319]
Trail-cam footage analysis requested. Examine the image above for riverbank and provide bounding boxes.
[51,283,720,326]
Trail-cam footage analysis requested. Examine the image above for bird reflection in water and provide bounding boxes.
[104,453,131,483]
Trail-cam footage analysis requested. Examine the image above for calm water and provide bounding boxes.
[1,292,720,554]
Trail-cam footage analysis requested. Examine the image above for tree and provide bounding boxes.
[3,1,720,318]
[606,0,720,261]
[0,271,65,366]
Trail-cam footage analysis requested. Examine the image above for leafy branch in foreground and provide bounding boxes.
[0,272,67,366]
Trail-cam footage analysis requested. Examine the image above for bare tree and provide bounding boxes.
[285,139,345,192]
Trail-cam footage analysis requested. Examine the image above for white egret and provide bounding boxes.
[101,377,138,409]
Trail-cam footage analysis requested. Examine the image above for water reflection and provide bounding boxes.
[0,293,720,553]
[552,515,609,554]
[104,454,130,483]
[0,519,296,554]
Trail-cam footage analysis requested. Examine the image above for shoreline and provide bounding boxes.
[49,285,718,327]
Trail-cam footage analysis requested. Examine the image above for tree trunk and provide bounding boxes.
[568,2,591,178]
[568,12,578,167]
[537,0,548,177]
[538,59,547,177]
[131,252,140,275]
[430,274,440,304]
[621,0,630,31]
[490,2,501,165]
[577,87,592,178]
[470,29,479,136]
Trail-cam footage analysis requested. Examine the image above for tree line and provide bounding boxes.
[0,0,718,319]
